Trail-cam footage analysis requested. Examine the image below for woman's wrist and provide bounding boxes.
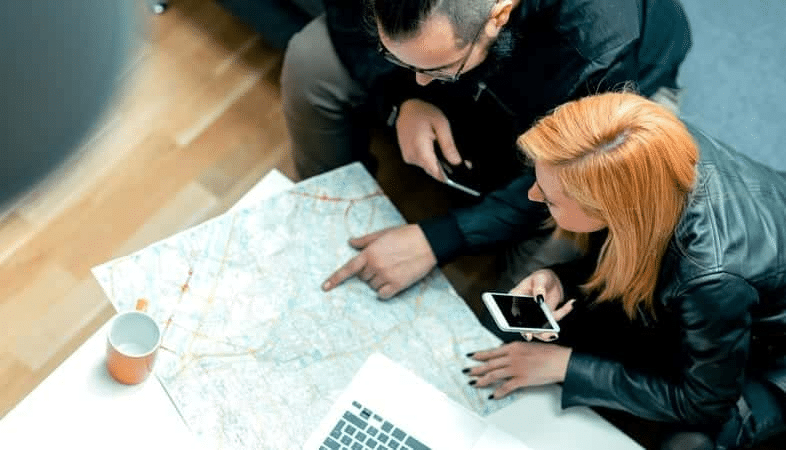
[552,346,573,383]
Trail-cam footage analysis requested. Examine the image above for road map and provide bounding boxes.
[91,163,512,449]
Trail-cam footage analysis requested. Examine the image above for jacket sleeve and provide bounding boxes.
[570,0,690,99]
[561,272,757,424]
[576,42,643,97]
[419,172,550,264]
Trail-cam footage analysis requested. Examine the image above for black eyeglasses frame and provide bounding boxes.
[376,9,491,83]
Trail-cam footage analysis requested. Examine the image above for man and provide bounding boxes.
[281,0,692,298]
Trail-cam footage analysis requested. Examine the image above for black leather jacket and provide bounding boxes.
[324,0,692,263]
[555,124,786,425]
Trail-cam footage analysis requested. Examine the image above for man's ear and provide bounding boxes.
[486,0,515,39]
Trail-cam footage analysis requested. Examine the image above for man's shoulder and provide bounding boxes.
[516,0,642,59]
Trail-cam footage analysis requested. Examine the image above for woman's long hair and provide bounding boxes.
[518,92,698,318]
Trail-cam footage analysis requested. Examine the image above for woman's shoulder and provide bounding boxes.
[665,123,786,289]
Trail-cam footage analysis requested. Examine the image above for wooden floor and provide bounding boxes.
[0,0,298,417]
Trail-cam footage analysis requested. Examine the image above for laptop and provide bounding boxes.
[303,352,531,450]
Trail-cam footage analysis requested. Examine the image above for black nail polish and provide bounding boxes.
[488,394,495,400]
[468,380,476,386]
[461,368,471,374]
[466,352,475,358]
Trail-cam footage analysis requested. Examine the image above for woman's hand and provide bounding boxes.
[466,342,572,399]
[511,269,575,341]
[395,99,462,180]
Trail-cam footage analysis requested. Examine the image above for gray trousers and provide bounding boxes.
[280,14,371,179]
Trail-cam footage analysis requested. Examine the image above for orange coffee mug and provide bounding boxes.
[106,299,162,385]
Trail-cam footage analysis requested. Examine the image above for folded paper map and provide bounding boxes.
[91,163,510,449]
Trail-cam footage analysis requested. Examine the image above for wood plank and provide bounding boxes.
[114,180,218,257]
[10,277,110,372]
[0,355,34,419]
[0,265,77,336]
[204,142,293,215]
[0,213,33,266]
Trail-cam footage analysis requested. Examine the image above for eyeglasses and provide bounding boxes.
[377,12,488,82]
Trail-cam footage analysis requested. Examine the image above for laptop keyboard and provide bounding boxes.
[319,400,432,450]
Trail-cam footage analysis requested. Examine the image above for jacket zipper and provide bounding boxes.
[474,81,516,117]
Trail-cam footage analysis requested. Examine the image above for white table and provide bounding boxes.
[0,170,642,450]
[0,320,204,449]
[489,385,643,449]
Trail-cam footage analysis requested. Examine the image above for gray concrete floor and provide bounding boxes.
[679,0,786,171]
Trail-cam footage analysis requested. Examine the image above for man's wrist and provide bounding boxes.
[418,214,465,264]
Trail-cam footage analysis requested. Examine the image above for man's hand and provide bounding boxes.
[512,269,575,342]
[396,99,462,180]
[321,224,438,299]
[465,342,572,399]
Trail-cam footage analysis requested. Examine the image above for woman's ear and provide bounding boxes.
[486,0,514,39]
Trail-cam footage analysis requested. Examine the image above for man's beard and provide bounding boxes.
[488,26,516,62]
[462,27,516,82]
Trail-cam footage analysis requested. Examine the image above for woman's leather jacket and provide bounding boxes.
[557,124,786,425]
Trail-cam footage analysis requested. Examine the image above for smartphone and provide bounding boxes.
[481,292,560,334]
[435,145,481,197]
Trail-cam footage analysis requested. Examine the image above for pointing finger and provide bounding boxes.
[322,254,366,291]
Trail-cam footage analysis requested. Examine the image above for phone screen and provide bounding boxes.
[435,145,482,197]
[492,294,556,330]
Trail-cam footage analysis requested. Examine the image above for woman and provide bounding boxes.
[465,92,786,449]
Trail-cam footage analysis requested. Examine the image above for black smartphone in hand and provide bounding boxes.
[435,144,481,197]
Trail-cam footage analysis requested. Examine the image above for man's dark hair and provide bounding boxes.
[372,0,495,45]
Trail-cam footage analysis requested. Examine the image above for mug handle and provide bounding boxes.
[135,298,149,313]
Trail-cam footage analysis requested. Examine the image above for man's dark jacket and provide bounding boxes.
[325,0,692,263]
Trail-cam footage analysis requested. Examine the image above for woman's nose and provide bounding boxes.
[528,184,543,203]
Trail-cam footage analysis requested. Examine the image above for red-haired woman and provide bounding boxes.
[466,92,786,449]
